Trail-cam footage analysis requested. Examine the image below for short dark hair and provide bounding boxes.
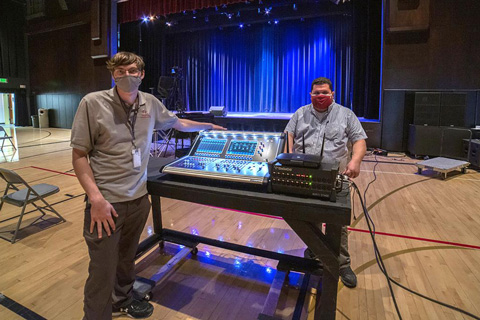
[311,77,333,91]
[106,52,145,73]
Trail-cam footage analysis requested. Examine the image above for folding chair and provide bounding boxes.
[0,168,66,243]
[150,128,176,157]
[0,126,16,151]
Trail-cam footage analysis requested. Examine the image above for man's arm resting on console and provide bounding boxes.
[172,118,226,132]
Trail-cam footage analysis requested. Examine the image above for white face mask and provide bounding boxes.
[115,75,142,93]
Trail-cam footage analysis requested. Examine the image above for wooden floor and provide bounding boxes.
[1,127,479,320]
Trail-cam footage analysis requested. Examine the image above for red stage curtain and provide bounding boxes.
[118,0,247,24]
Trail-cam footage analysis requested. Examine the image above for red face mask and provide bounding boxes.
[312,94,333,112]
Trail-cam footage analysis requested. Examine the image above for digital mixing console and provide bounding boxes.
[162,131,284,184]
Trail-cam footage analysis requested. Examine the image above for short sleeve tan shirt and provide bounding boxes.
[70,87,178,203]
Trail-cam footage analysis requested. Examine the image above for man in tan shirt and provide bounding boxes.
[71,52,224,319]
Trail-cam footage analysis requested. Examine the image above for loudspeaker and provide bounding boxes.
[414,92,441,126]
[463,139,480,167]
[209,106,227,117]
[440,93,467,127]
[386,0,430,32]
[408,124,442,157]
[441,127,471,160]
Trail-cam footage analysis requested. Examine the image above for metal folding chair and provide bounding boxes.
[150,129,176,157]
[0,126,16,151]
[0,168,66,243]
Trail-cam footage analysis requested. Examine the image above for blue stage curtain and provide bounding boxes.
[165,15,353,113]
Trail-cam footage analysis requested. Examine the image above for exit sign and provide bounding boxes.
[0,78,7,83]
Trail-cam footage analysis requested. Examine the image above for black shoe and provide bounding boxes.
[340,266,357,288]
[304,248,323,276]
[113,299,154,319]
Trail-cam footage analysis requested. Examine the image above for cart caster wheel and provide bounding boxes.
[191,247,198,255]
[461,167,467,174]
[417,168,422,174]
[159,241,165,249]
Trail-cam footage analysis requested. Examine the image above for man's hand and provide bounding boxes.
[343,159,361,178]
[210,124,227,131]
[89,197,118,239]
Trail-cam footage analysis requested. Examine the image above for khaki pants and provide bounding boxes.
[83,194,151,320]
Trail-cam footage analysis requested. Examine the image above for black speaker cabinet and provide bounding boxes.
[408,125,442,157]
[440,93,467,127]
[414,92,441,126]
[464,139,480,167]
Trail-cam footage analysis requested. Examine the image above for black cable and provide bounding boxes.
[350,180,480,320]
[351,182,403,319]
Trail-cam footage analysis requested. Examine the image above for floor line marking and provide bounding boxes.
[30,166,77,177]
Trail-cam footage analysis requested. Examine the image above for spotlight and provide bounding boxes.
[165,21,172,27]
[142,16,149,22]
[264,7,271,15]
[293,3,297,10]
[149,16,155,21]
[227,13,233,19]
[239,23,244,28]
[193,16,197,19]
[274,19,279,24]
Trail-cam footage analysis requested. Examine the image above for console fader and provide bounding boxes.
[162,131,284,184]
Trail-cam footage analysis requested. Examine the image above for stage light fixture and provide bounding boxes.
[142,16,149,22]
[274,19,279,25]
[264,7,271,15]
[149,16,155,21]
[239,23,244,28]
[165,21,173,27]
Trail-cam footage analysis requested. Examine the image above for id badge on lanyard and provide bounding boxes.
[132,148,141,168]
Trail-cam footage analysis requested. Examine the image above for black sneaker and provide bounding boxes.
[113,299,154,319]
[340,266,357,288]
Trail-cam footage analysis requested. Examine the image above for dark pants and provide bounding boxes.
[339,225,350,269]
[83,194,151,320]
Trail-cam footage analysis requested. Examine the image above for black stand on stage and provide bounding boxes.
[136,158,351,320]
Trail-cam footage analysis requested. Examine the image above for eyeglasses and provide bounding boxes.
[311,92,332,97]
[114,68,141,77]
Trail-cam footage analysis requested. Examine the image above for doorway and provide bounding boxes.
[0,93,15,125]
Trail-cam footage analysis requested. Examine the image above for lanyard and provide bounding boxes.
[120,98,139,149]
